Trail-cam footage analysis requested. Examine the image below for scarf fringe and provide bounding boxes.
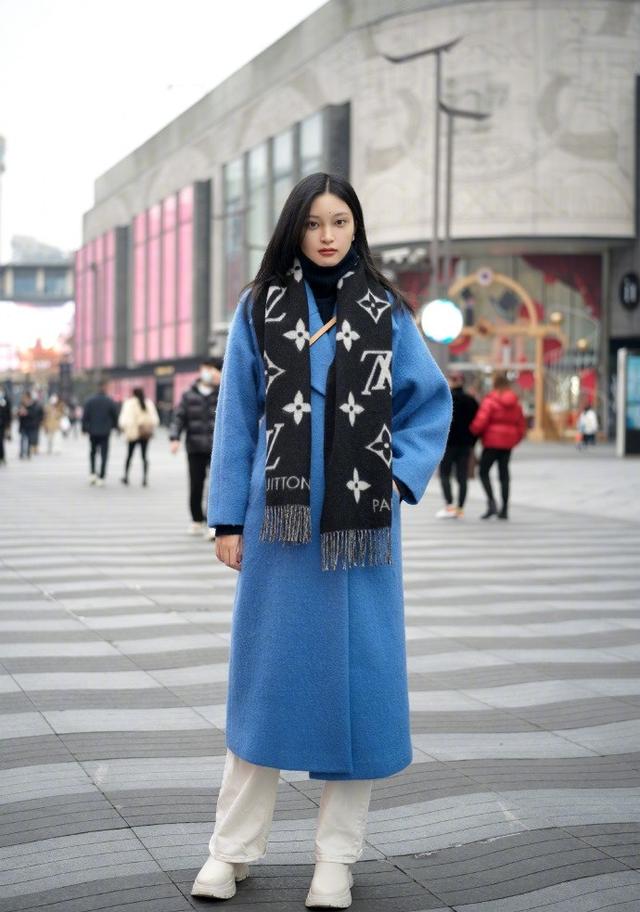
[259,504,312,544]
[321,527,392,572]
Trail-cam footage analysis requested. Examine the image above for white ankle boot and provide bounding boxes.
[191,856,250,899]
[305,861,354,908]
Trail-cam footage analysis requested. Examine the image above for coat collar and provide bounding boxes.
[305,281,336,397]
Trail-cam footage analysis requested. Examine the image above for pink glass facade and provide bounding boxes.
[74,229,116,371]
[130,185,195,364]
[75,183,200,383]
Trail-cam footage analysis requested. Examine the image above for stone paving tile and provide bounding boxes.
[453,870,640,912]
[61,729,225,761]
[2,438,640,910]
[391,828,630,906]
[0,872,191,912]
[0,792,127,847]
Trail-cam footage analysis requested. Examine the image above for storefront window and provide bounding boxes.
[247,143,269,281]
[224,157,246,318]
[272,127,294,224]
[300,112,323,177]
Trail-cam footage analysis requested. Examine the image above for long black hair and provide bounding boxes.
[132,387,147,411]
[245,172,411,315]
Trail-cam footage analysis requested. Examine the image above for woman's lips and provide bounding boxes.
[319,249,337,256]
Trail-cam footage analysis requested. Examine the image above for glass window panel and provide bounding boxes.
[74,252,84,369]
[133,245,146,332]
[178,185,194,224]
[161,324,175,358]
[44,271,67,296]
[133,331,145,362]
[148,203,162,238]
[163,194,177,231]
[272,128,294,224]
[147,328,160,362]
[148,235,161,328]
[177,321,192,356]
[224,212,245,317]
[134,212,146,245]
[103,257,115,367]
[13,270,38,295]
[177,220,193,322]
[161,227,176,357]
[224,156,246,319]
[300,112,323,176]
[248,143,268,249]
[224,158,243,206]
[85,258,95,369]
[106,229,115,259]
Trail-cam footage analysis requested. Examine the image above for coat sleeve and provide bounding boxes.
[148,400,160,429]
[169,393,187,441]
[391,308,452,505]
[207,296,261,527]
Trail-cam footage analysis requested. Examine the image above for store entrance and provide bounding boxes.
[156,377,174,427]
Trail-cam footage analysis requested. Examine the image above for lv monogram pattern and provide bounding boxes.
[252,256,394,571]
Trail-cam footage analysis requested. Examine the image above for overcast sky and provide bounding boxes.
[0,0,328,262]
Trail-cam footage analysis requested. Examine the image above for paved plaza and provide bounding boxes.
[1,432,639,911]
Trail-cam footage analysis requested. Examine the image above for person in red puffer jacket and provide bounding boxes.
[470,372,527,520]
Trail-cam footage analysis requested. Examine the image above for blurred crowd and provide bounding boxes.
[0,357,599,530]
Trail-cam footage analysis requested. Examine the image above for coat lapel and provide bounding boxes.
[306,282,335,398]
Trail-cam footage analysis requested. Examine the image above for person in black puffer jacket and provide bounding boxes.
[82,380,120,484]
[436,371,479,519]
[170,358,226,537]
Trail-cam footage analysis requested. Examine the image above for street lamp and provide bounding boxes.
[439,101,490,288]
[382,37,461,296]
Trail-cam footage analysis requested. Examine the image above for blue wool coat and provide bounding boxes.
[208,284,452,780]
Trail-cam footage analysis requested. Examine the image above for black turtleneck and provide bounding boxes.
[297,246,359,323]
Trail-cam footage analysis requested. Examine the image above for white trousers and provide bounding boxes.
[209,749,374,864]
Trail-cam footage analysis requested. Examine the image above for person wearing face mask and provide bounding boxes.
[169,358,224,538]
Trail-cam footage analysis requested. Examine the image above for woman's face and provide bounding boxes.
[300,192,355,267]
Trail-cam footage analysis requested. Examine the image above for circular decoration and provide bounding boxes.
[420,299,464,344]
[477,267,494,287]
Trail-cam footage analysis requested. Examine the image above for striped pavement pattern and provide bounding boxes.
[0,434,639,911]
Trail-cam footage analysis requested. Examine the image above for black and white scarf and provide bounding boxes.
[252,254,394,571]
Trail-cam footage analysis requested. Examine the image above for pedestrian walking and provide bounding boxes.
[43,394,65,454]
[436,370,478,519]
[0,387,12,465]
[17,392,38,459]
[118,387,160,486]
[192,172,451,907]
[29,393,44,454]
[81,380,119,486]
[577,402,598,448]
[470,372,526,520]
[169,359,222,539]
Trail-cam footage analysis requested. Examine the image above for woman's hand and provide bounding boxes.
[215,533,243,571]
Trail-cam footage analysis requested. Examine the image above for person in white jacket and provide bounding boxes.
[118,388,160,485]
[577,403,599,448]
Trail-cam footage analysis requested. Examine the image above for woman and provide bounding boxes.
[470,372,526,520]
[43,394,65,454]
[195,173,451,908]
[118,387,159,486]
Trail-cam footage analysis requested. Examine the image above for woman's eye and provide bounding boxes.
[306,221,318,230]
[335,219,346,226]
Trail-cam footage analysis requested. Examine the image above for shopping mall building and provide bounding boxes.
[76,0,640,434]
